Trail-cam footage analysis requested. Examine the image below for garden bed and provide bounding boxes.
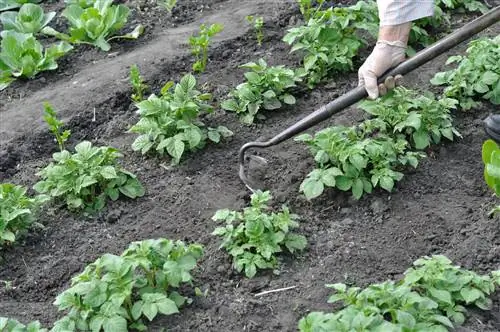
[0,0,499,331]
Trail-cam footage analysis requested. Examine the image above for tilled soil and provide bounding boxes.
[0,0,499,331]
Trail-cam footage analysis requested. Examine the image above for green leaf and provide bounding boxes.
[321,167,342,187]
[351,178,363,199]
[119,177,145,198]
[156,297,179,315]
[282,94,296,105]
[102,316,127,332]
[142,302,158,321]
[100,166,117,179]
[208,130,220,143]
[460,287,484,304]
[429,287,452,304]
[379,176,395,192]
[300,177,324,200]
[413,130,430,149]
[335,176,352,191]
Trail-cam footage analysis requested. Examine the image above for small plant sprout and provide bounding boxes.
[189,23,224,73]
[129,64,149,103]
[246,15,264,46]
[159,0,176,13]
[43,102,71,152]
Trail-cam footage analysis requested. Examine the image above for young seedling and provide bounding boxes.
[158,0,176,13]
[129,64,149,103]
[212,190,307,278]
[245,15,264,46]
[43,102,71,152]
[189,23,223,73]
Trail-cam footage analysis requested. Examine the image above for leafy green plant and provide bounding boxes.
[158,0,176,13]
[245,15,264,46]
[43,102,71,152]
[52,239,203,332]
[0,0,41,11]
[129,74,233,164]
[0,3,55,34]
[358,87,461,150]
[33,141,145,212]
[297,87,460,200]
[212,190,307,278]
[296,124,424,200]
[430,36,499,110]
[403,255,498,324]
[42,0,144,51]
[129,64,149,103]
[283,1,378,88]
[0,183,45,248]
[0,31,73,90]
[0,317,47,332]
[299,255,500,332]
[188,23,223,73]
[482,139,500,216]
[221,59,304,124]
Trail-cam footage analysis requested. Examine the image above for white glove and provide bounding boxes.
[358,40,406,99]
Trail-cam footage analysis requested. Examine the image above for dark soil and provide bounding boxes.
[0,0,499,331]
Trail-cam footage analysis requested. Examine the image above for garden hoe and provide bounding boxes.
[238,6,500,192]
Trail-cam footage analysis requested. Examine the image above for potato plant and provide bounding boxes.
[299,255,500,332]
[42,0,144,51]
[0,183,46,248]
[430,36,499,110]
[33,141,145,213]
[0,3,55,34]
[297,87,460,200]
[189,23,223,73]
[0,31,73,90]
[283,1,378,88]
[212,190,307,278]
[129,74,233,164]
[358,87,461,150]
[52,239,203,332]
[221,58,304,124]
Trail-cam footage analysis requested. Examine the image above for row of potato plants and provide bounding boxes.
[220,0,489,124]
[0,0,143,90]
[299,255,500,331]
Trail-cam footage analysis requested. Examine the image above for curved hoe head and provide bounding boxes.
[239,154,268,192]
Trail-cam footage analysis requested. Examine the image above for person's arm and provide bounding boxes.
[358,0,435,99]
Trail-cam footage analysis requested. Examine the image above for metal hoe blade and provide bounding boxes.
[238,6,500,192]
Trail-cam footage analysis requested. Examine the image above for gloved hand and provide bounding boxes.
[358,40,407,99]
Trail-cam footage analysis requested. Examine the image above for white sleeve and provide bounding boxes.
[377,0,435,26]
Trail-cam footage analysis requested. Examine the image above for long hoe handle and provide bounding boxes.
[239,6,500,190]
